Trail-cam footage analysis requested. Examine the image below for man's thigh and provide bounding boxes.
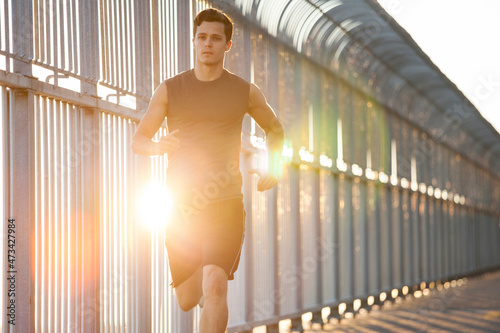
[174,266,203,311]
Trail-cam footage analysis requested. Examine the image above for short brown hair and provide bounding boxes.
[193,8,233,42]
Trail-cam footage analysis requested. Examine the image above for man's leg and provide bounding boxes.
[174,266,203,312]
[199,264,229,333]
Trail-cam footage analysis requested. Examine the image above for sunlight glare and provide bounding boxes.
[138,183,174,231]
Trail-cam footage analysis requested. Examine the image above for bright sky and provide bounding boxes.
[377,0,500,134]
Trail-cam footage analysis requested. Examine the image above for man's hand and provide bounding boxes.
[249,169,278,192]
[157,129,181,155]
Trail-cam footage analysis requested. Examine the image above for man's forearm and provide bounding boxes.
[131,136,159,156]
[267,128,284,177]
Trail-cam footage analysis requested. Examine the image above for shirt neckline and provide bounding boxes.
[190,68,227,84]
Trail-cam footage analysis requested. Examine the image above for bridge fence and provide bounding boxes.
[1,0,500,332]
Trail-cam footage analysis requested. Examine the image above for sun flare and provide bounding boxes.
[138,183,174,231]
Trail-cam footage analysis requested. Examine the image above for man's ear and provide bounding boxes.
[225,40,232,52]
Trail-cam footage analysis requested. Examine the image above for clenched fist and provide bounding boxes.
[157,129,181,155]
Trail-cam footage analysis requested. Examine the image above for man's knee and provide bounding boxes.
[203,265,228,299]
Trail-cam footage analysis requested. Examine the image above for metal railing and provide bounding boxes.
[1,0,499,332]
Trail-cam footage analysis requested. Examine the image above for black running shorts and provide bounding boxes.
[164,198,245,288]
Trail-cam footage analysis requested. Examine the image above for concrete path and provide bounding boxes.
[309,270,500,332]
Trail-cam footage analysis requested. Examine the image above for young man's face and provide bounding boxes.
[193,21,232,66]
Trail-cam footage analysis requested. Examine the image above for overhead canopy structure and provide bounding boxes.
[223,0,500,176]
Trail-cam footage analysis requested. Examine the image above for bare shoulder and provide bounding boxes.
[133,81,169,140]
[248,82,267,107]
[151,81,168,106]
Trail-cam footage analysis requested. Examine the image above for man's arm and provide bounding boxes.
[131,82,180,156]
[248,83,285,191]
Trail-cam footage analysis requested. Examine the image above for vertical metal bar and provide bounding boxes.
[41,96,50,333]
[444,199,450,278]
[379,183,391,291]
[299,167,321,309]
[99,0,108,84]
[3,1,11,71]
[121,0,129,92]
[47,97,55,332]
[314,169,322,311]
[366,182,380,294]
[467,207,474,273]
[134,0,152,108]
[84,108,99,333]
[386,185,396,291]
[477,213,482,270]
[65,0,74,73]
[360,180,368,297]
[402,188,411,285]
[291,164,302,313]
[151,0,160,89]
[56,0,65,71]
[338,175,353,301]
[158,0,164,80]
[411,191,420,284]
[117,0,125,90]
[126,121,136,333]
[117,116,124,333]
[110,0,118,89]
[421,192,429,282]
[376,181,386,296]
[110,114,117,329]
[6,88,35,332]
[466,181,471,272]
[12,0,33,71]
[59,101,67,333]
[177,0,191,72]
[130,0,137,93]
[429,145,438,279]
[122,118,129,332]
[101,113,108,332]
[352,178,367,299]
[438,197,444,278]
[456,203,463,276]
[80,0,98,95]
[277,164,301,317]
[66,105,76,332]
[346,176,354,300]
[461,204,468,275]
[109,0,117,87]
[54,100,61,333]
[32,94,40,332]
[269,39,280,321]
[450,202,457,276]
[391,186,402,288]
[481,213,486,270]
[49,0,58,72]
[33,0,40,63]
[101,112,108,332]
[243,153,254,326]
[493,217,500,267]
[1,88,9,328]
[319,170,336,304]
[134,129,152,332]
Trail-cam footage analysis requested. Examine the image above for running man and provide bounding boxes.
[131,8,284,333]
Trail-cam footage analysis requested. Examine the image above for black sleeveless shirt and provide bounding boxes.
[165,69,250,209]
